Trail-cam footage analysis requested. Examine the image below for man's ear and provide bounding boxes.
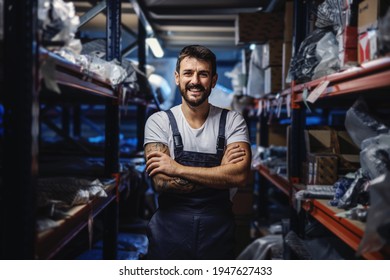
[175,71,180,85]
[211,73,218,88]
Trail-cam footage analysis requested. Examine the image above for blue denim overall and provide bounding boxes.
[146,109,235,260]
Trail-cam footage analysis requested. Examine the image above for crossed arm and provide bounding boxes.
[144,141,251,193]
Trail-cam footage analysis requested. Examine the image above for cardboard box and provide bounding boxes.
[264,66,282,93]
[358,0,390,34]
[304,129,338,185]
[305,129,337,154]
[262,39,283,68]
[303,129,360,183]
[358,30,378,64]
[306,154,338,185]
[334,131,360,173]
[235,12,284,44]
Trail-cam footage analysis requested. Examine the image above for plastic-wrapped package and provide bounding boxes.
[36,177,107,208]
[289,28,331,82]
[315,0,343,32]
[360,134,390,180]
[38,0,80,47]
[378,7,390,56]
[80,39,138,88]
[247,45,265,98]
[329,175,354,207]
[77,55,128,86]
[312,31,340,79]
[337,168,370,210]
[344,97,390,148]
[357,173,390,255]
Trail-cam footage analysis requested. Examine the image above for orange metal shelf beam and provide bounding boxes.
[302,199,384,260]
[292,57,390,103]
[258,165,291,196]
[35,182,117,259]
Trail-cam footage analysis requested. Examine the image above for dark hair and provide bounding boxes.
[175,45,217,76]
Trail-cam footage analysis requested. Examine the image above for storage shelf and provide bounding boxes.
[252,57,390,112]
[257,165,291,196]
[35,181,118,259]
[41,49,117,99]
[254,56,390,260]
[302,199,384,260]
[292,57,390,103]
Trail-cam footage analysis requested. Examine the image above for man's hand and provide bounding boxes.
[144,142,199,193]
[146,141,251,190]
[146,151,180,177]
[221,144,247,165]
[146,143,247,176]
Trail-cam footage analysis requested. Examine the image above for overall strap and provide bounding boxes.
[216,109,228,156]
[165,108,228,156]
[165,110,183,155]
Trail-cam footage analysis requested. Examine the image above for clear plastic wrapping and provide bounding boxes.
[344,97,390,148]
[358,173,390,255]
[312,31,340,79]
[360,134,390,180]
[378,7,390,56]
[315,0,343,32]
[289,28,332,82]
[38,0,80,47]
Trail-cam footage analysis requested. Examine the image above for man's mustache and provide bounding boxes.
[186,84,205,91]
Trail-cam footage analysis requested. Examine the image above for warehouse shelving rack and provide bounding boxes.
[253,0,390,260]
[0,0,150,259]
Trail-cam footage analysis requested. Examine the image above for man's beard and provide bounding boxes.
[180,83,211,107]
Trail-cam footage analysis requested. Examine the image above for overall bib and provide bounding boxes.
[146,109,235,260]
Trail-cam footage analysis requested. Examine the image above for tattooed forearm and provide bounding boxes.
[145,142,205,193]
[153,174,205,193]
[145,142,169,154]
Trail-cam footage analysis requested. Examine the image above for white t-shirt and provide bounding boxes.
[144,104,250,159]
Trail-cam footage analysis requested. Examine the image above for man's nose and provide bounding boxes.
[191,74,200,84]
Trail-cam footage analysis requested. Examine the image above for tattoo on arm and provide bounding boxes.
[144,142,204,193]
[145,142,169,154]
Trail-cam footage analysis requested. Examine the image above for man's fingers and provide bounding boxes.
[146,151,162,160]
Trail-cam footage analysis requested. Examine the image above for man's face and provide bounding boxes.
[175,57,217,107]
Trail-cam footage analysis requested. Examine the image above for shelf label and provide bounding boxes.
[307,80,330,103]
[286,94,291,117]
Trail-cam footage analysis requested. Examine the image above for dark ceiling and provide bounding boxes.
[74,0,285,59]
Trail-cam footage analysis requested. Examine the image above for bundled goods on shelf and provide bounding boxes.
[358,0,390,64]
[38,0,81,50]
[303,128,339,185]
[247,40,284,96]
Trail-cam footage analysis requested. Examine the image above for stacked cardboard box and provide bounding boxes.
[304,129,339,185]
[303,128,361,185]
[357,0,390,64]
[235,12,284,45]
[262,39,283,93]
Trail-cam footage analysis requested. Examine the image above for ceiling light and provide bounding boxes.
[146,37,164,58]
